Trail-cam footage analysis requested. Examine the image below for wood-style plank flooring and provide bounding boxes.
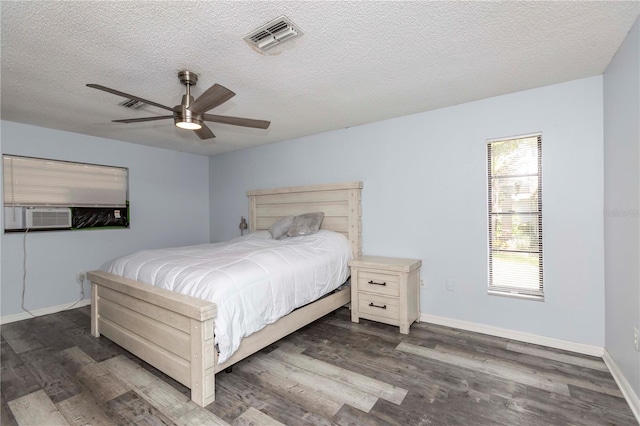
[1,306,637,425]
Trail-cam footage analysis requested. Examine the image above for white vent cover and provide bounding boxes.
[25,207,72,229]
[244,16,303,52]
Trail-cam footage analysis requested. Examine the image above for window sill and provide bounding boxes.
[4,226,129,234]
[488,289,544,302]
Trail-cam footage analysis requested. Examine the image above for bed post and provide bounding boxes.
[190,317,216,407]
[248,193,257,233]
[347,186,362,257]
[91,282,100,337]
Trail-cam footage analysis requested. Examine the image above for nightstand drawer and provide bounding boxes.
[358,294,399,321]
[357,271,399,297]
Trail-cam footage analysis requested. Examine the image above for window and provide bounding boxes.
[487,134,543,299]
[3,155,128,231]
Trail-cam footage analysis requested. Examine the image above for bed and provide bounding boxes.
[87,181,363,407]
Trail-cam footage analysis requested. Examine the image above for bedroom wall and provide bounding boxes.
[604,17,640,400]
[0,121,210,318]
[209,76,605,348]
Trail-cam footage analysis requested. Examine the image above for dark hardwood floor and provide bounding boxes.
[1,305,637,425]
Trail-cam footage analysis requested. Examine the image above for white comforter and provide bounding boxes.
[108,230,352,363]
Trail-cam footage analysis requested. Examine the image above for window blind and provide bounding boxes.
[487,134,543,298]
[3,155,128,207]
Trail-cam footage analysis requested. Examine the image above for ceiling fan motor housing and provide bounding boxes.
[174,102,203,129]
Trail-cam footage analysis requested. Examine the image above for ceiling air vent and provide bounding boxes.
[118,99,146,109]
[244,16,303,52]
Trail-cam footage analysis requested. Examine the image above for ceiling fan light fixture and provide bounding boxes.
[175,119,202,130]
[174,104,203,130]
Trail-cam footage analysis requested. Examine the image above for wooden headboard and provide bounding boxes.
[247,181,363,257]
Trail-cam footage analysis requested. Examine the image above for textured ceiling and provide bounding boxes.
[1,1,639,156]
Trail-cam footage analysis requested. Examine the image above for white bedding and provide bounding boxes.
[107,230,352,363]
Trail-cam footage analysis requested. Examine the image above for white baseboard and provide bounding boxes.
[420,313,604,357]
[603,350,640,423]
[0,299,91,325]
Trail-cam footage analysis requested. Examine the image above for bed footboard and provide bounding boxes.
[88,270,218,407]
[88,273,352,408]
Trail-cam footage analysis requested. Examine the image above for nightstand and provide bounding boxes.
[349,256,422,334]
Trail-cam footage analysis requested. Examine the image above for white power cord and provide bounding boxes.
[65,275,86,310]
[21,228,36,317]
[22,228,87,316]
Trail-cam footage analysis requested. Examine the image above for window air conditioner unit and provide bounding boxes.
[25,207,72,229]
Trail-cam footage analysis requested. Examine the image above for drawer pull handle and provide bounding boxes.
[368,302,387,309]
[368,280,387,286]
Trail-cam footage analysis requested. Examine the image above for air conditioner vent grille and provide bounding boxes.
[26,208,72,229]
[244,16,303,52]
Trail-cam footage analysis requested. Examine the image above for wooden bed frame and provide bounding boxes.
[88,181,363,407]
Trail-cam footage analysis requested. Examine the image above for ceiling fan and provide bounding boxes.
[87,70,270,140]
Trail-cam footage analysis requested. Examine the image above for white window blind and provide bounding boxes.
[3,155,128,207]
[487,134,543,299]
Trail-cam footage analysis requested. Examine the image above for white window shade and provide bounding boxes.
[3,155,128,207]
[487,134,543,299]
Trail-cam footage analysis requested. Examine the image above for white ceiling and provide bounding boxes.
[1,1,638,156]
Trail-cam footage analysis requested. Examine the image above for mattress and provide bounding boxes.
[107,230,352,363]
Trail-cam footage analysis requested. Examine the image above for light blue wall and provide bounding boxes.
[604,16,640,399]
[1,121,210,316]
[210,76,605,347]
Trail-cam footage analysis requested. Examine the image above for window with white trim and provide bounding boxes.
[3,154,128,231]
[487,134,543,299]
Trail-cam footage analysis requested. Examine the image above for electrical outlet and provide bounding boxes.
[420,279,425,288]
[76,271,86,283]
[634,327,639,352]
[446,279,454,291]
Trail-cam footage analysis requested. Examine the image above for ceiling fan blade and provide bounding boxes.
[203,114,271,129]
[86,84,173,112]
[112,115,174,123]
[194,124,215,140]
[189,84,235,114]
